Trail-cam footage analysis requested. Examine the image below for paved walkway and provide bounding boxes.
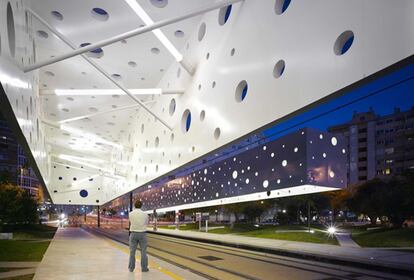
[148,228,414,272]
[334,233,360,248]
[34,227,206,280]
[0,262,39,279]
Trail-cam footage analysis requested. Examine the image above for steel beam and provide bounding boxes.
[27,8,172,130]
[24,0,243,72]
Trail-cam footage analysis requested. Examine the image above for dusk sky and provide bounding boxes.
[263,63,414,140]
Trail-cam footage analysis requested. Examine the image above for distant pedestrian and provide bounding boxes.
[128,200,149,273]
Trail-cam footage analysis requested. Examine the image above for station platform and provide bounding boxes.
[34,227,205,280]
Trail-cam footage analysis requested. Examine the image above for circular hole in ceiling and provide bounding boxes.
[170,133,174,142]
[214,127,221,140]
[235,80,248,102]
[181,109,191,133]
[174,30,184,38]
[230,48,235,56]
[51,10,63,21]
[151,47,160,54]
[200,110,205,121]
[111,73,122,80]
[79,43,104,58]
[66,97,74,101]
[141,123,145,133]
[206,52,210,60]
[334,30,355,55]
[212,81,216,88]
[36,30,49,39]
[80,189,88,198]
[128,61,137,67]
[218,5,232,25]
[88,107,98,113]
[150,0,168,8]
[7,2,15,58]
[62,108,69,112]
[275,0,291,15]
[91,7,109,21]
[177,68,181,78]
[169,98,176,116]
[198,22,206,41]
[45,71,55,77]
[273,59,285,78]
[155,136,159,147]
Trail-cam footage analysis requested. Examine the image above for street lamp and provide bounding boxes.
[120,211,125,229]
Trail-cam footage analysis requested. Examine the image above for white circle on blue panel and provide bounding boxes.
[263,180,269,188]
[282,160,287,167]
[245,178,250,184]
[232,170,238,179]
[331,137,338,146]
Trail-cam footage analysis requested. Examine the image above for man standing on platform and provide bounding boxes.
[128,200,149,273]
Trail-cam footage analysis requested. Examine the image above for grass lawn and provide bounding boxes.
[0,240,51,262]
[352,228,414,247]
[0,224,56,262]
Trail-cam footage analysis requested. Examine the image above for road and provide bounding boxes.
[83,226,410,280]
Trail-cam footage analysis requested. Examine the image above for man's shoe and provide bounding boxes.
[142,268,149,272]
[128,268,134,272]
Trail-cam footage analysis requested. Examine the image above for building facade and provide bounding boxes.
[0,113,41,199]
[329,107,414,185]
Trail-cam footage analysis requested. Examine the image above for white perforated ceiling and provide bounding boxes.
[1,0,413,205]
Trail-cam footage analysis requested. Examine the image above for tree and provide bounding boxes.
[242,200,273,223]
[223,202,246,223]
[346,178,388,225]
[0,183,39,226]
[383,172,414,227]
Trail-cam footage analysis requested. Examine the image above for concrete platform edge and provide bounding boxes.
[147,230,414,277]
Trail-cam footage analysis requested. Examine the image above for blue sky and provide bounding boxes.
[263,63,414,139]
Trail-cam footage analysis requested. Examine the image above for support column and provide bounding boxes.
[97,206,100,228]
[175,210,179,230]
[308,200,311,232]
[129,192,133,212]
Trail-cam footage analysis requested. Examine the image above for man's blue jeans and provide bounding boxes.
[128,232,148,271]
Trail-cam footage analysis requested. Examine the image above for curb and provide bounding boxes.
[148,230,414,277]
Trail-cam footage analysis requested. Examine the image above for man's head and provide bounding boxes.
[134,200,143,209]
